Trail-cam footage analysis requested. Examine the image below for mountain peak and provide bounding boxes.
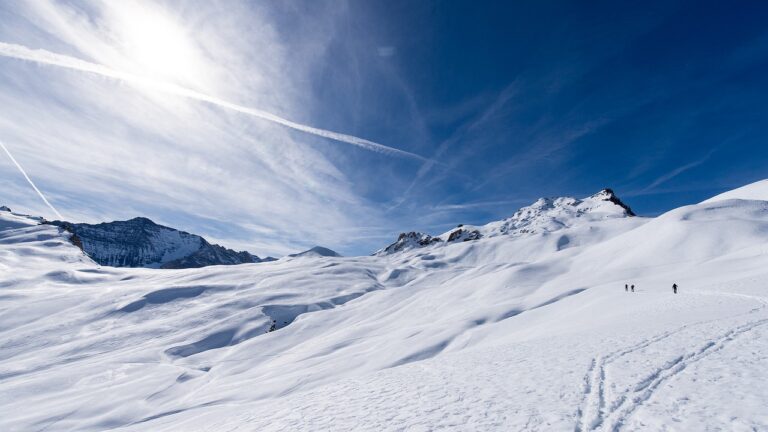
[377,189,636,255]
[289,246,342,258]
[375,232,440,256]
[47,217,263,269]
[590,188,616,199]
[127,216,156,224]
[588,188,635,216]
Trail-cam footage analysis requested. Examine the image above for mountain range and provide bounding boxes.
[1,180,767,431]
[376,188,634,255]
[4,188,632,268]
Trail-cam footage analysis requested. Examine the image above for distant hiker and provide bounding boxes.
[625,284,629,292]
[673,283,678,294]
[631,284,635,292]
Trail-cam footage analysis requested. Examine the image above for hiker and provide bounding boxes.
[673,283,678,294]
[625,284,628,292]
[631,284,635,292]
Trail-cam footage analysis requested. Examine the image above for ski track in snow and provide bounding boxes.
[576,291,768,432]
[3,181,768,431]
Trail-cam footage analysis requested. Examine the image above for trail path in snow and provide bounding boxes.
[123,277,768,432]
[576,289,768,432]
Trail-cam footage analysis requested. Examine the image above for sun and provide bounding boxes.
[112,3,202,85]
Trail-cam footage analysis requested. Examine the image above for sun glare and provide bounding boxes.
[113,3,202,85]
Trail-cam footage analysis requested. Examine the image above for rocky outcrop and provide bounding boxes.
[375,232,442,256]
[446,228,482,242]
[591,188,636,216]
[48,217,263,269]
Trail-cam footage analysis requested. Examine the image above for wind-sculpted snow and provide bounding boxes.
[2,180,768,431]
[118,286,209,313]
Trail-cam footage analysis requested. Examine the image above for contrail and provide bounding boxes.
[0,41,426,161]
[0,140,64,220]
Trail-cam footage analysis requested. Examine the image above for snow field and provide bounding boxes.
[2,180,768,431]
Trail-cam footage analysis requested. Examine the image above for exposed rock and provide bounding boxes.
[47,217,263,269]
[446,228,482,242]
[590,188,636,216]
[375,232,442,256]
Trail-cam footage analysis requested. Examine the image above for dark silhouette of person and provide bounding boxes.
[631,285,635,292]
[673,283,678,294]
[625,284,629,292]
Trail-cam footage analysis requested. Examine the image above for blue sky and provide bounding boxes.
[1,0,767,256]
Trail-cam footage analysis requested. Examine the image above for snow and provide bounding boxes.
[288,246,342,258]
[1,182,768,431]
[377,189,636,256]
[471,189,635,239]
[702,179,768,203]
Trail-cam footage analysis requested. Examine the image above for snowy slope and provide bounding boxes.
[0,207,92,274]
[1,182,768,431]
[701,179,768,203]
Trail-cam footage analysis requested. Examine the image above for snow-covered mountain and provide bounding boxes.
[288,246,342,258]
[2,181,768,431]
[48,217,267,269]
[376,188,635,255]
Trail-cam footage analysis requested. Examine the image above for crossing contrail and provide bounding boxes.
[0,140,64,220]
[0,41,426,162]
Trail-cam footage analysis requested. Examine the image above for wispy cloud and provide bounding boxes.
[387,82,520,211]
[430,198,532,212]
[0,140,62,219]
[0,41,425,161]
[467,116,611,194]
[642,150,715,192]
[0,0,407,256]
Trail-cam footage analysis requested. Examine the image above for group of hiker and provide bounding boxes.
[625,283,678,293]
